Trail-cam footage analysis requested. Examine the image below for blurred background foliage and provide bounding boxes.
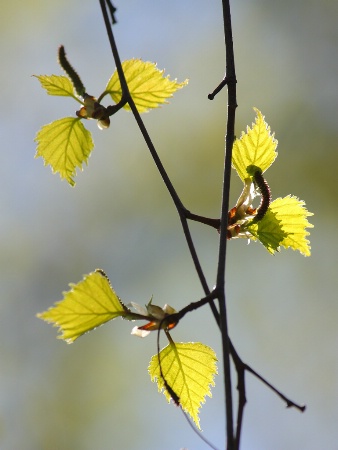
[0,1,337,449]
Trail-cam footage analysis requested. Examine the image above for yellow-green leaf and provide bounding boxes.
[34,75,81,102]
[248,208,287,254]
[34,117,94,186]
[105,59,188,113]
[149,342,217,429]
[232,108,278,181]
[37,270,129,343]
[248,196,313,256]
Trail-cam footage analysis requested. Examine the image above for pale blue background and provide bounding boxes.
[0,1,337,449]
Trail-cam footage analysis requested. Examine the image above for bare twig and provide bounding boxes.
[214,0,238,447]
[208,77,228,100]
[106,0,118,24]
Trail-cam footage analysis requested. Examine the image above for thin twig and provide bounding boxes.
[99,0,219,324]
[208,77,228,100]
[215,0,238,447]
[185,210,221,230]
[106,0,118,24]
[228,339,248,448]
[99,0,128,97]
[245,364,306,412]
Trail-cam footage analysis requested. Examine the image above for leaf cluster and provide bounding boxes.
[230,108,313,256]
[34,55,187,185]
[37,270,216,427]
[35,49,313,431]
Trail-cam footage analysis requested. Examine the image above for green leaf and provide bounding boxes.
[34,117,94,186]
[37,270,130,343]
[34,75,81,102]
[232,108,278,181]
[248,207,287,254]
[105,59,188,113]
[248,196,313,256]
[149,342,217,429]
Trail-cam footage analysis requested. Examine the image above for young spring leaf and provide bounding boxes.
[34,117,94,186]
[104,59,188,113]
[246,207,286,254]
[248,196,313,256]
[232,108,278,181]
[34,75,81,102]
[149,342,217,429]
[37,270,130,343]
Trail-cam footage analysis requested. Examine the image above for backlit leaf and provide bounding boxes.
[248,208,286,254]
[149,342,217,429]
[34,117,94,186]
[34,74,80,102]
[105,59,188,113]
[37,270,130,343]
[232,108,278,181]
[248,196,313,256]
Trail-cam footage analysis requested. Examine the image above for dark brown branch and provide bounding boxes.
[208,77,228,100]
[185,210,221,230]
[216,0,238,447]
[228,340,305,448]
[106,0,118,24]
[99,0,222,332]
[244,363,306,412]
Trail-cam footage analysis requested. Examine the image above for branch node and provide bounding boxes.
[106,0,118,24]
[208,76,237,100]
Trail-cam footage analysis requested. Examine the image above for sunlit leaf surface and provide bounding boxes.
[34,74,80,101]
[35,117,94,186]
[149,342,217,429]
[37,270,129,343]
[249,196,313,256]
[105,59,188,113]
[232,108,278,180]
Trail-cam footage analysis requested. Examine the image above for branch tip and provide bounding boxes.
[106,0,118,24]
[208,77,228,100]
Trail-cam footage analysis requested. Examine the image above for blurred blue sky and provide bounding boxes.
[0,1,337,449]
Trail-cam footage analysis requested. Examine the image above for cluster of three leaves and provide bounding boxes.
[34,59,188,186]
[231,108,313,256]
[37,269,217,429]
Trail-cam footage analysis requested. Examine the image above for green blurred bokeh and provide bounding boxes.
[0,1,337,449]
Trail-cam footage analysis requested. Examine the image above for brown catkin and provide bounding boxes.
[58,45,86,97]
[252,171,271,222]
